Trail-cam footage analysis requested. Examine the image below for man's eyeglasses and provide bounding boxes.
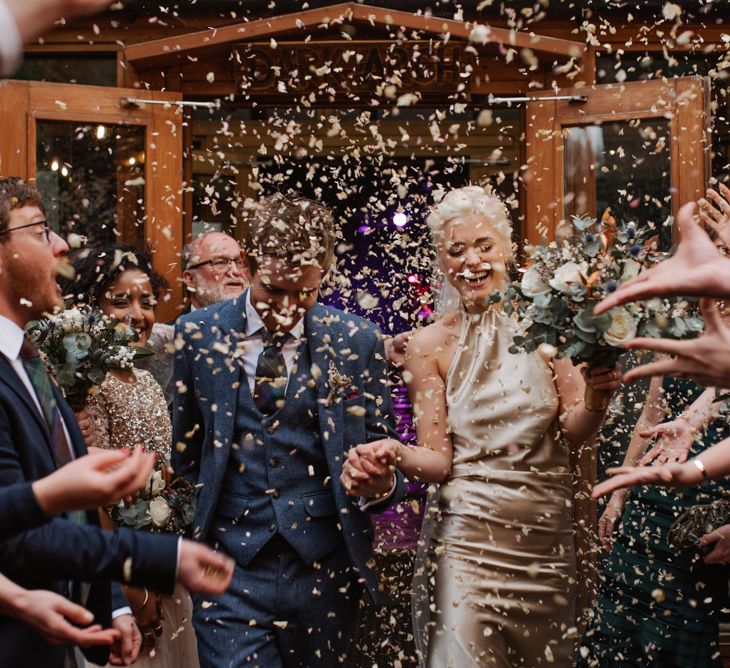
[0,220,52,243]
[187,257,244,273]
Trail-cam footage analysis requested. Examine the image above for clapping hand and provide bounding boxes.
[32,447,156,515]
[592,460,703,498]
[595,203,730,315]
[637,419,694,466]
[597,490,627,553]
[340,440,399,498]
[620,299,730,389]
[177,541,234,595]
[11,585,120,648]
[699,184,730,249]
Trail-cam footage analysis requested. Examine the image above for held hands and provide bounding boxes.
[384,331,412,368]
[699,524,730,564]
[32,447,156,515]
[340,439,399,498]
[592,460,703,499]
[637,418,695,466]
[109,614,142,666]
[597,490,627,553]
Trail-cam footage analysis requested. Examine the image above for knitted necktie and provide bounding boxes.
[253,329,290,415]
[20,336,75,468]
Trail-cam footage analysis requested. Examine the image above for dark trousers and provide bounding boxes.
[193,535,363,668]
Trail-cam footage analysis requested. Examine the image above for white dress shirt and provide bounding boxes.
[241,291,305,394]
[0,0,22,77]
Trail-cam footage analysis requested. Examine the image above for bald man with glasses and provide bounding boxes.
[181,232,249,312]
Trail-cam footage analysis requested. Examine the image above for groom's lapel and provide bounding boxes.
[306,304,344,460]
[209,293,247,463]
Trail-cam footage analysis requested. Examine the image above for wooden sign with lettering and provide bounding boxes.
[233,40,475,100]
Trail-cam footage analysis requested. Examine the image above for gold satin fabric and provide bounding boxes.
[427,310,576,667]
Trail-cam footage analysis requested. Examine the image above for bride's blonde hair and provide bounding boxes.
[427,185,514,314]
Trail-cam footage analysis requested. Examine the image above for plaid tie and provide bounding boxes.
[253,329,290,415]
[20,336,75,468]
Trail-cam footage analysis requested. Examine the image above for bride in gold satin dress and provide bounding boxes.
[348,187,621,667]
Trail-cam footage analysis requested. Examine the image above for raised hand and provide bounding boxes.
[6,581,120,647]
[699,184,730,248]
[595,203,730,315]
[621,299,730,388]
[597,490,627,553]
[32,447,156,514]
[177,541,234,595]
[592,460,703,498]
[340,440,398,498]
[637,418,695,466]
[699,524,730,564]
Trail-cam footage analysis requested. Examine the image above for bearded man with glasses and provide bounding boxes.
[181,232,249,313]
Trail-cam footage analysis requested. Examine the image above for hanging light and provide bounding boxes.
[50,160,59,172]
[60,166,69,177]
[128,156,136,166]
[392,211,408,228]
[96,125,107,140]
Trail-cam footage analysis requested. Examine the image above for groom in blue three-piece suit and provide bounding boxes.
[172,193,406,667]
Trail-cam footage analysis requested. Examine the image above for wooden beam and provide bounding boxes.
[122,1,586,73]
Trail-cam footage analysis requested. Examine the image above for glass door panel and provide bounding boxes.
[563,119,672,250]
[36,121,146,248]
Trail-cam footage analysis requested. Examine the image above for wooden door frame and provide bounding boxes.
[0,80,184,322]
[523,75,711,624]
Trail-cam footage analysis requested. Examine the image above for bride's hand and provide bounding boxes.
[581,363,623,394]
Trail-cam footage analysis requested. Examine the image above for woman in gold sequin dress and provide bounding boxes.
[349,187,621,667]
[63,245,199,668]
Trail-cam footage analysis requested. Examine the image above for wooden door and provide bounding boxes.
[523,76,711,624]
[0,80,184,321]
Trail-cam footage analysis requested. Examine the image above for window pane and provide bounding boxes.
[563,119,672,250]
[36,121,146,248]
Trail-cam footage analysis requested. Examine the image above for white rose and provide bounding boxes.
[621,259,641,281]
[548,262,583,294]
[149,470,166,496]
[520,266,550,297]
[603,307,638,347]
[148,497,172,528]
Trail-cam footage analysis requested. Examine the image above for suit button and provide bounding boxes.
[268,523,277,532]
[268,458,279,468]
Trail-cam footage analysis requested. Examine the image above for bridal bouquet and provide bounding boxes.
[503,213,704,409]
[111,468,196,536]
[26,305,151,410]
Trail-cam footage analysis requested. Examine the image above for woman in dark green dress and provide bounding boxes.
[580,377,730,667]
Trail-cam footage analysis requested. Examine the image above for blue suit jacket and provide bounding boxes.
[172,294,406,599]
[0,481,46,541]
[0,354,179,668]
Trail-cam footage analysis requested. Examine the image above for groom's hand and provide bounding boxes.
[340,440,398,498]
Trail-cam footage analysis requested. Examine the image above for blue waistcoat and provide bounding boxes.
[213,338,342,566]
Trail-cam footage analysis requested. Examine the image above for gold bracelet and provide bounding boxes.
[135,588,150,613]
